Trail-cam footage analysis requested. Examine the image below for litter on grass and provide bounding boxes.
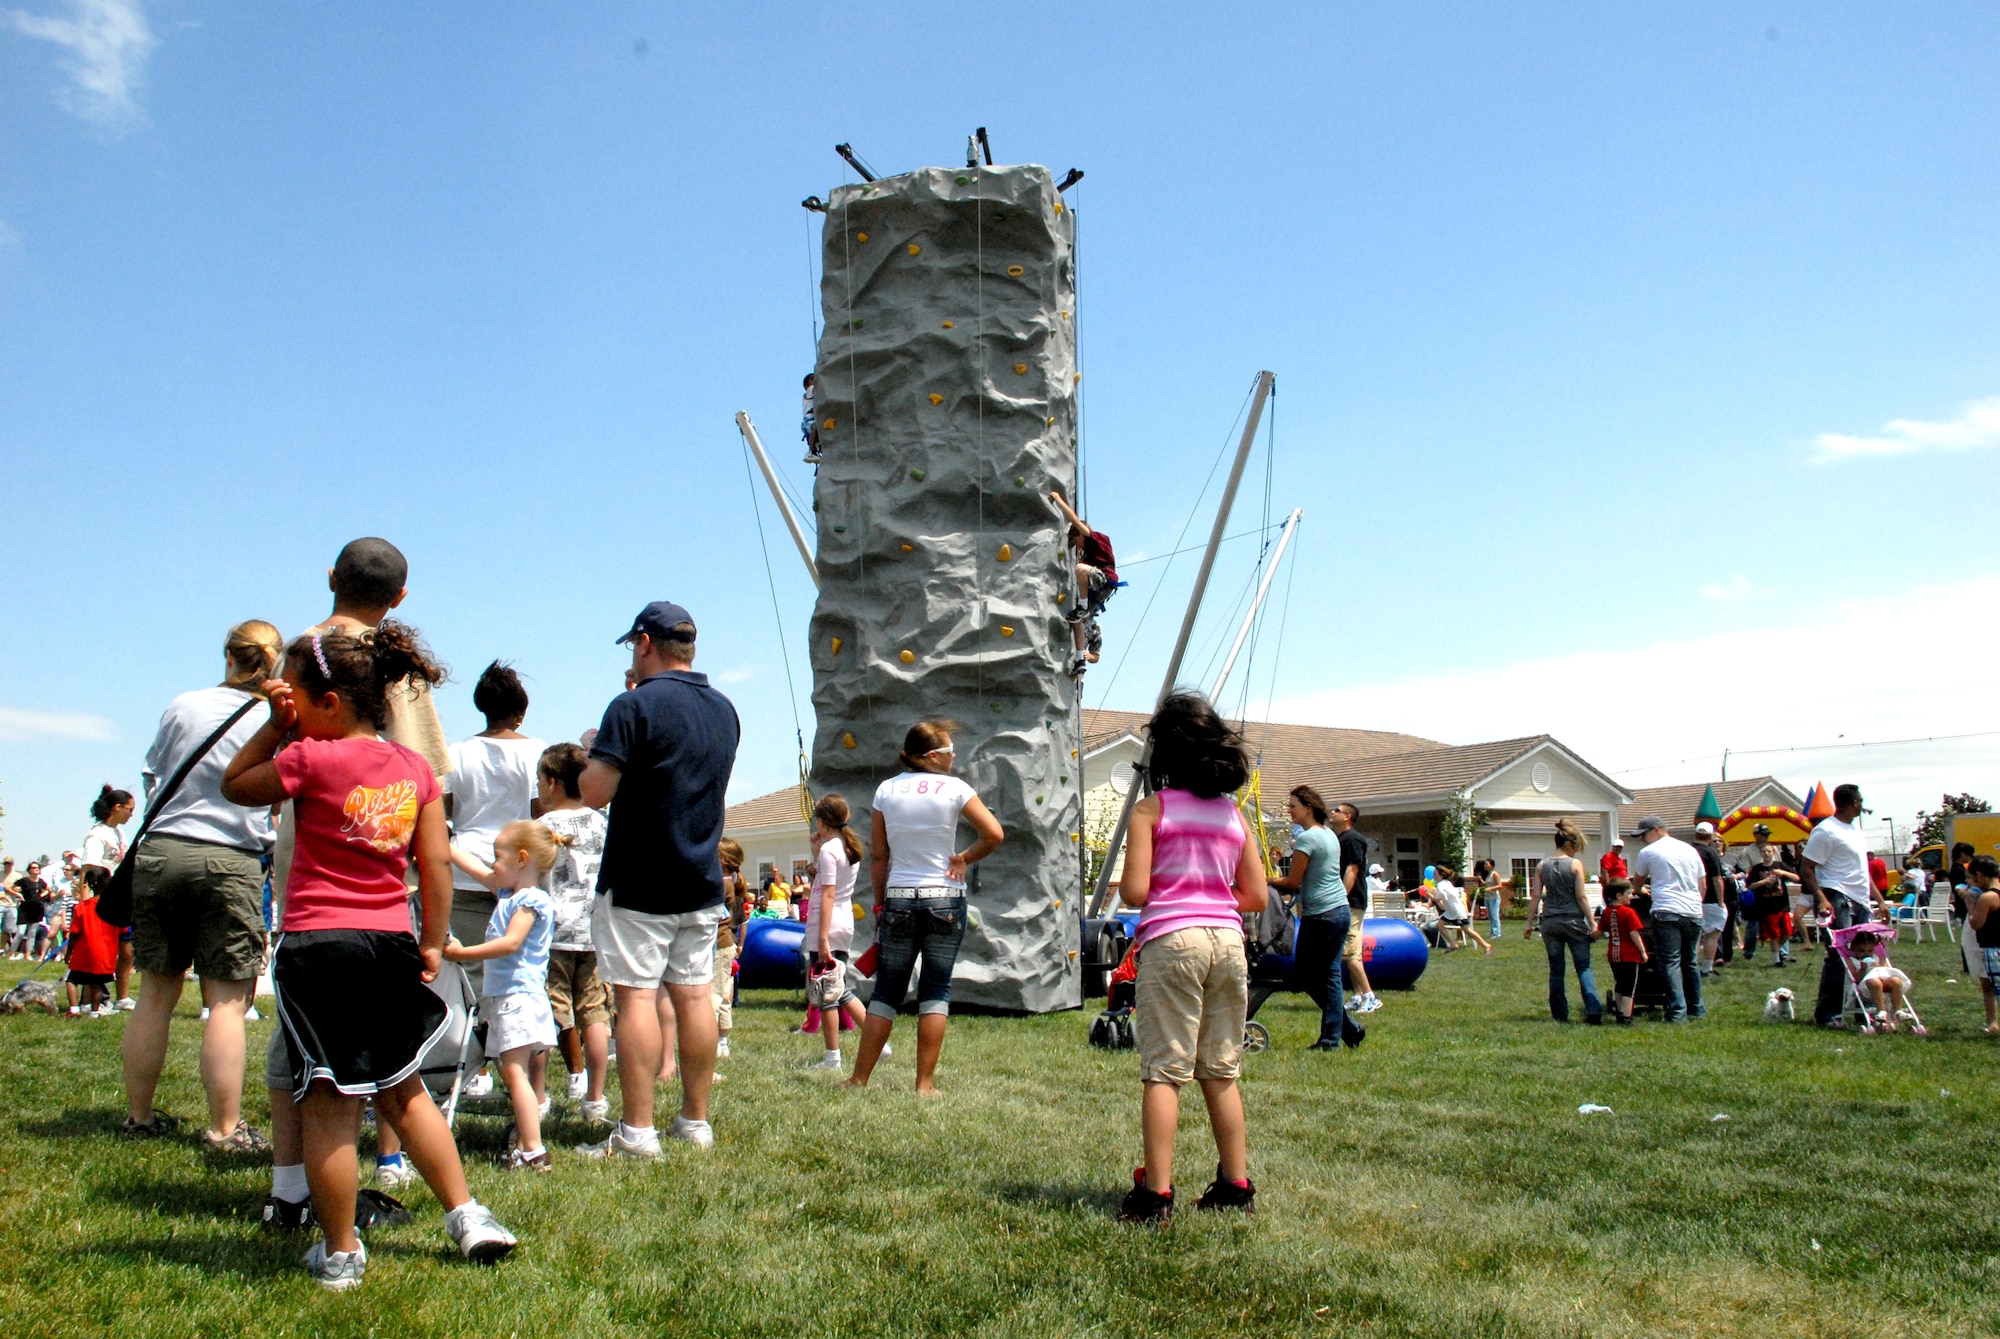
[1578,1103,1614,1115]
[1711,1114,1730,1122]
[1811,1240,1823,1252]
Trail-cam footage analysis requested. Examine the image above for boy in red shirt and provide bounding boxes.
[1598,879,1648,1027]
[65,869,121,1015]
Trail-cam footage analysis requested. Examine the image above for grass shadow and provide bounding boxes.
[18,1108,126,1140]
[991,1179,1125,1217]
[91,1174,262,1223]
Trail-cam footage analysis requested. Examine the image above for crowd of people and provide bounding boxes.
[4,532,1995,1283]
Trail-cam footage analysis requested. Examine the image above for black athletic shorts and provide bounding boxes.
[272,929,448,1102]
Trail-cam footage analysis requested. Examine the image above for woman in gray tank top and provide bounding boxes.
[1528,818,1602,1023]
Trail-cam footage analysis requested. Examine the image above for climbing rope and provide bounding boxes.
[738,432,813,821]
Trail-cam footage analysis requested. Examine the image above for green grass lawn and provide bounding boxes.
[2,928,1996,1338]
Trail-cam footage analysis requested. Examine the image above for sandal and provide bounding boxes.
[203,1121,272,1154]
[120,1113,180,1139]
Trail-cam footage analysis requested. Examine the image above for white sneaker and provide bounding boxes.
[669,1114,715,1150]
[376,1158,416,1191]
[716,1036,731,1059]
[576,1124,661,1160]
[881,1042,892,1059]
[200,1007,211,1021]
[538,1097,552,1120]
[462,1073,495,1099]
[577,1098,611,1124]
[302,1239,366,1290]
[444,1200,517,1263]
[568,1073,588,1100]
[245,1006,260,1021]
[808,1052,844,1071]
[116,997,136,1012]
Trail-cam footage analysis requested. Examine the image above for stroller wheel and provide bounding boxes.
[1242,1021,1270,1054]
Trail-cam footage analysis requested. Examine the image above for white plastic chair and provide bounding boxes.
[1915,889,1956,943]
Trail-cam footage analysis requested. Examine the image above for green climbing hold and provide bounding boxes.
[1060,775,1069,785]
[909,467,926,481]
[990,702,1005,714]
[1035,795,1044,805]
[955,175,969,186]
[1014,475,1026,487]
[832,525,846,533]
[852,319,864,328]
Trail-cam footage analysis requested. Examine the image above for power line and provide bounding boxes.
[1608,729,2000,777]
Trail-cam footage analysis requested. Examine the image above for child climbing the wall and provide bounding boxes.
[448,819,562,1170]
[1050,487,1117,679]
[802,372,821,464]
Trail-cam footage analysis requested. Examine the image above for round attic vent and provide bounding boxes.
[1110,760,1136,791]
[1531,762,1553,794]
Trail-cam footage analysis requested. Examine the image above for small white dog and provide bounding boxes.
[1763,987,1796,1022]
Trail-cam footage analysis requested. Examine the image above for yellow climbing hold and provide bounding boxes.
[1070,749,1079,759]
[1046,416,1055,427]
[822,417,836,430]
[842,733,857,749]
[1070,830,1081,840]
[1000,625,1015,637]
[1060,310,1069,320]
[907,244,920,256]
[856,231,868,243]
[1073,373,1082,384]
[942,320,954,329]
[899,649,915,664]
[1007,265,1024,277]
[899,543,914,553]
[1055,202,1064,214]
[997,544,1013,561]
[928,393,943,405]
[830,637,843,655]
[1056,591,1067,603]
[1014,363,1028,375]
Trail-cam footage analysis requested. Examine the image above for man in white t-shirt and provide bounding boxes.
[1629,815,1709,1022]
[1804,784,1884,1026]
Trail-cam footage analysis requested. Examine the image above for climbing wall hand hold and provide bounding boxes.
[1055,202,1064,214]
[1070,749,1079,759]
[1035,794,1044,804]
[1074,373,1082,384]
[899,649,915,664]
[1070,831,1080,840]
[1013,363,1028,375]
[955,175,970,185]
[907,244,921,256]
[1045,417,1054,427]
[842,733,857,749]
[997,543,1013,561]
[899,543,914,553]
[942,320,955,329]
[830,637,844,655]
[1007,265,1024,277]
[1000,625,1015,637]
[990,702,1005,713]
[856,232,869,243]
[1060,310,1069,320]
[1014,475,1027,487]
[929,393,944,405]
[1056,592,1067,603]
[823,418,836,429]
[909,467,926,481]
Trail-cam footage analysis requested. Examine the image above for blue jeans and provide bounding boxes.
[1813,894,1864,1025]
[1544,932,1601,1022]
[867,896,967,1020]
[1294,908,1352,1045]
[1486,893,1503,937]
[1652,913,1704,1022]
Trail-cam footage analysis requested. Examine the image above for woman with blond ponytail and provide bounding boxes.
[122,619,286,1149]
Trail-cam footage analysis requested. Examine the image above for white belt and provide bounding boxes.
[886,886,962,900]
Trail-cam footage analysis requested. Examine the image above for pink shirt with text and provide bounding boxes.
[275,736,438,934]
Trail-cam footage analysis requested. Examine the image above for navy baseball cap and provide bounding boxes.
[616,601,696,646]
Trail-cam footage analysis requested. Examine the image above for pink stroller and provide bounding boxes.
[1828,922,1926,1036]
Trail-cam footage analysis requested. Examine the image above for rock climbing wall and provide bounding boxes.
[808,164,1082,1014]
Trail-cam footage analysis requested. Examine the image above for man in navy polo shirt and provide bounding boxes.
[576,602,740,1159]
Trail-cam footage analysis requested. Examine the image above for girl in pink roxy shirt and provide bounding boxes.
[223,622,516,1290]
[1115,691,1268,1224]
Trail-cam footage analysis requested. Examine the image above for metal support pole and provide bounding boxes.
[1086,371,1274,918]
[735,411,819,590]
[1210,507,1302,701]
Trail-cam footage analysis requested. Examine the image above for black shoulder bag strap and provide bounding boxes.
[98,694,262,929]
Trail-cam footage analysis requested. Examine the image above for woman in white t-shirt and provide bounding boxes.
[842,720,1003,1093]
[443,662,545,1099]
[804,794,869,1071]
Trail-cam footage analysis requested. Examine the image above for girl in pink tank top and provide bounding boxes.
[1115,692,1268,1225]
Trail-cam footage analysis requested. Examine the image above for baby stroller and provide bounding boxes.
[1828,922,1927,1035]
[415,959,487,1130]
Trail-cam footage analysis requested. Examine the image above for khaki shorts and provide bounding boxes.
[547,949,611,1029]
[711,942,737,1031]
[591,896,722,989]
[130,835,267,982]
[1133,926,1248,1086]
[1342,915,1366,964]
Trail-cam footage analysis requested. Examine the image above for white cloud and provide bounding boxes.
[1269,575,2000,841]
[0,707,118,743]
[713,667,757,685]
[7,0,155,130]
[1699,574,1770,603]
[1815,396,2000,463]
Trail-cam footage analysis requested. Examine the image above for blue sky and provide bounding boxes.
[4,2,1997,861]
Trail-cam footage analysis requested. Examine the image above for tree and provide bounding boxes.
[1440,788,1484,873]
[1910,793,1990,854]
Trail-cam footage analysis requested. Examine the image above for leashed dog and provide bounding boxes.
[1,979,61,1015]
[1763,987,1796,1022]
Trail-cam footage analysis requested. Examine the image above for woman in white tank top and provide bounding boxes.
[842,720,1003,1094]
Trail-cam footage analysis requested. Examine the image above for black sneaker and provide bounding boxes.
[1195,1164,1257,1215]
[354,1188,413,1229]
[261,1194,315,1232]
[1585,1013,1604,1026]
[1613,1013,1634,1027]
[1308,1037,1342,1051]
[120,1113,179,1139]
[1118,1168,1174,1224]
[1341,1017,1367,1050]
